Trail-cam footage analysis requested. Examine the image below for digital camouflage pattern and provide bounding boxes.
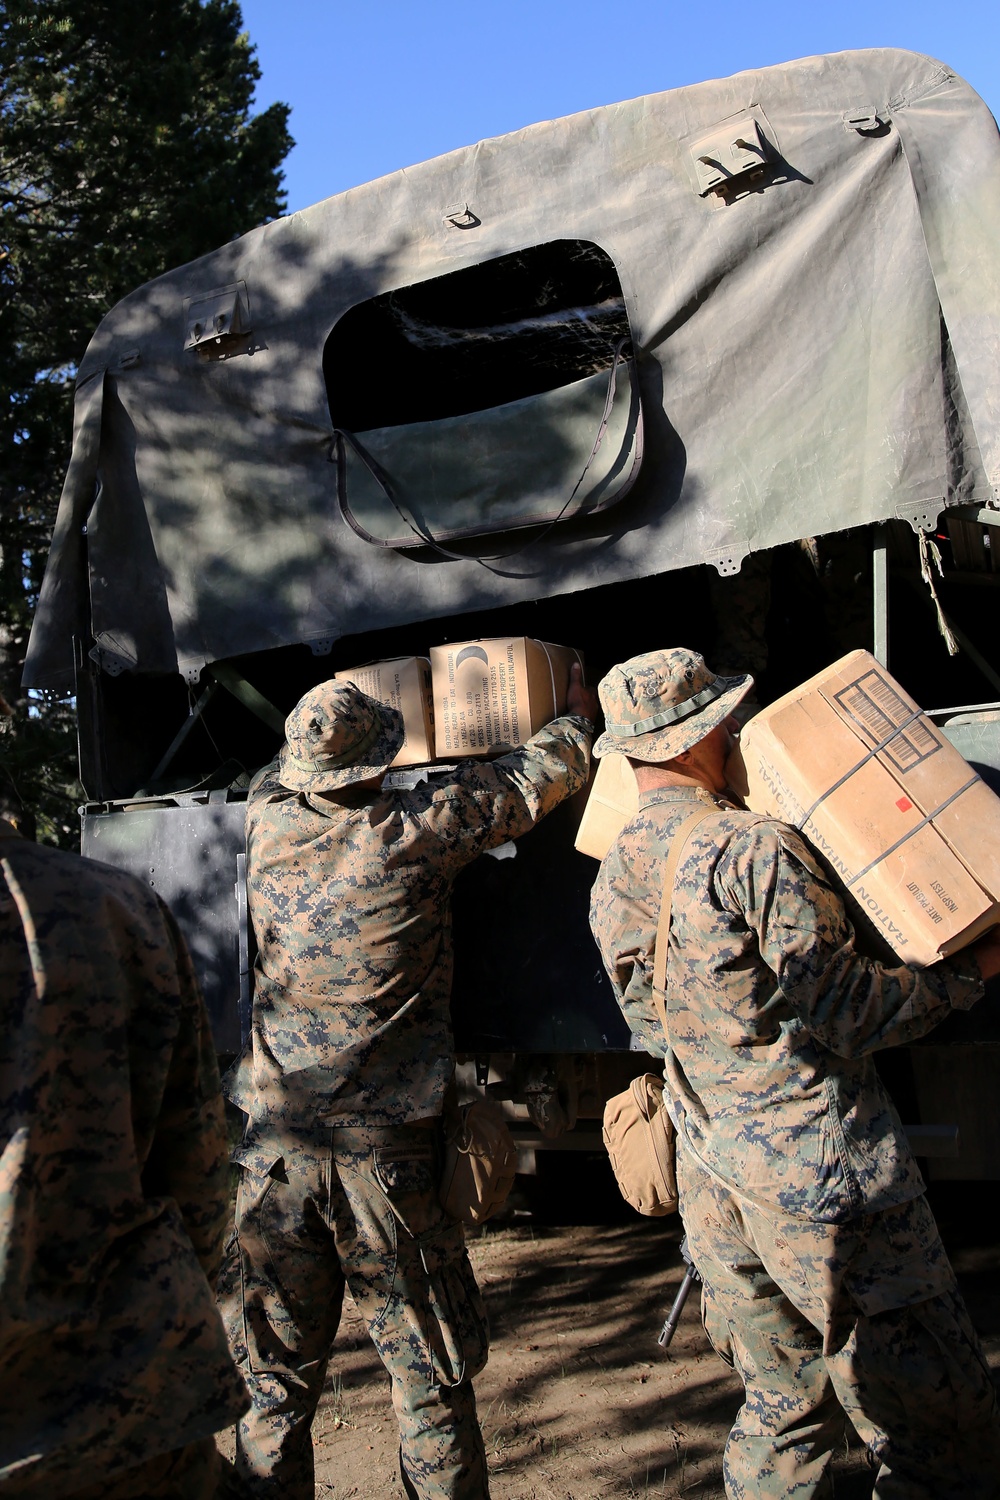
[278,678,405,792]
[593,648,751,763]
[591,785,1000,1497]
[220,1121,489,1500]
[228,715,592,1134]
[680,1154,1000,1499]
[0,821,247,1496]
[224,709,591,1498]
[590,785,984,1224]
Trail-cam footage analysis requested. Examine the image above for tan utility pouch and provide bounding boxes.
[602,804,717,1216]
[602,1073,678,1215]
[439,1101,518,1227]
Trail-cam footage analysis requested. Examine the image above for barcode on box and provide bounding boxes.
[834,671,940,773]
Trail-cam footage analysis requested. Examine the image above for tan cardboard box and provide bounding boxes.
[334,656,435,767]
[739,650,1000,965]
[574,754,640,860]
[430,638,583,759]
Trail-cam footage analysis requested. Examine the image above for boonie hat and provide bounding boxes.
[594,648,753,763]
[279,680,405,792]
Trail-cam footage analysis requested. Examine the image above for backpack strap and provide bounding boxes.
[651,806,719,1042]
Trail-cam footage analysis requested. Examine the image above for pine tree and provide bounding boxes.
[0,0,292,842]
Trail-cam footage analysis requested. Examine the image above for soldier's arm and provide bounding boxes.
[420,713,593,859]
[589,869,666,1056]
[608,950,666,1059]
[141,899,232,1280]
[721,822,985,1055]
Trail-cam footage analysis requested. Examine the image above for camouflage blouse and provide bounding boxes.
[231,718,591,1134]
[0,822,245,1491]
[590,786,984,1222]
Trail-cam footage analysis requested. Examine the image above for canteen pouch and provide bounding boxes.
[335,348,643,551]
[602,1072,679,1217]
[439,1100,518,1228]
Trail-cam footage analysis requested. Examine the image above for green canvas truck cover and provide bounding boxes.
[24,47,1000,690]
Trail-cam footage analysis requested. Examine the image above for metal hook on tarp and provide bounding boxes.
[917,530,959,657]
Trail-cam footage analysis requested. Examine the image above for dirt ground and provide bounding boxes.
[218,1178,1000,1499]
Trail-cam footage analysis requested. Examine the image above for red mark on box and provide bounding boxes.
[896,796,913,813]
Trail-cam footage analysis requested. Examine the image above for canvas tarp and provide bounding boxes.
[24,47,1000,690]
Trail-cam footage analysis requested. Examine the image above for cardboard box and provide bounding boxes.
[574,754,640,860]
[334,656,435,767]
[430,638,583,759]
[739,650,1000,965]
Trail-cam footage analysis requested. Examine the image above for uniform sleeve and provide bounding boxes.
[141,899,232,1280]
[589,875,667,1058]
[612,950,666,1059]
[718,822,985,1056]
[417,715,592,863]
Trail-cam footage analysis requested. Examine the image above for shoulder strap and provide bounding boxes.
[651,806,719,1041]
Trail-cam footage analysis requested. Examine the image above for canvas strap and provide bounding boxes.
[331,338,641,574]
[651,806,719,1042]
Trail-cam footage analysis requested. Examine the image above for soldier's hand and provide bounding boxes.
[566,662,599,723]
[971,926,1000,982]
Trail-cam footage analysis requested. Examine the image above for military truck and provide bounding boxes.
[25,46,1000,1179]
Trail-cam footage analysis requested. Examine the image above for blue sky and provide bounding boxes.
[239,0,999,215]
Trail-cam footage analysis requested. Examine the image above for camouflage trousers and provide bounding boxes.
[218,1121,490,1500]
[678,1151,1000,1499]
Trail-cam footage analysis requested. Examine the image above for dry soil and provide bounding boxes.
[216,1180,1000,1499]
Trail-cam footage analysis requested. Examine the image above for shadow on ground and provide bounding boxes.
[218,1178,1000,1498]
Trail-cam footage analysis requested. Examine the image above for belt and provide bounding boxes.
[329,1115,439,1142]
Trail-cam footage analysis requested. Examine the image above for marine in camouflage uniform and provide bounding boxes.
[221,676,594,1499]
[0,818,247,1499]
[589,648,1000,1499]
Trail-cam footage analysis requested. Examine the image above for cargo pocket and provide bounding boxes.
[230,1164,280,1376]
[373,1144,440,1236]
[374,1145,489,1387]
[234,1159,281,1266]
[415,1220,490,1387]
[701,1280,736,1371]
[232,1154,337,1378]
